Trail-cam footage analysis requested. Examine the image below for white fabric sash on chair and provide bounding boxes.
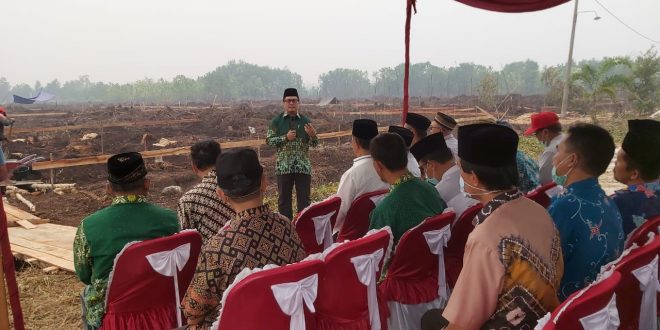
[631,254,660,330]
[313,211,336,250]
[271,273,319,330]
[145,243,191,327]
[423,226,452,301]
[350,248,384,330]
[578,293,619,330]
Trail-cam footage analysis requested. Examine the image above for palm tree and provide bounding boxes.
[571,57,631,119]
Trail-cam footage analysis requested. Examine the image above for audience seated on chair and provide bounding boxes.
[439,123,563,329]
[177,140,235,244]
[182,148,306,328]
[388,125,422,177]
[404,112,431,147]
[612,119,660,237]
[335,119,389,232]
[497,120,541,193]
[73,152,180,329]
[410,132,477,220]
[369,133,445,244]
[548,123,624,300]
[524,111,564,185]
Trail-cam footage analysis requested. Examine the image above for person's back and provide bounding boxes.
[612,119,660,237]
[370,175,444,242]
[547,123,623,300]
[182,148,307,327]
[79,197,179,281]
[367,133,445,243]
[449,196,562,328]
[177,141,235,243]
[73,152,179,329]
[549,178,623,298]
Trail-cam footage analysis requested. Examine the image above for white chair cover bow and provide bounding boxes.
[313,211,336,250]
[145,243,191,327]
[350,248,384,330]
[271,273,319,330]
[423,226,452,301]
[578,293,620,330]
[631,254,660,330]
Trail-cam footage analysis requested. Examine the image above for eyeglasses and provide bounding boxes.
[284,99,299,104]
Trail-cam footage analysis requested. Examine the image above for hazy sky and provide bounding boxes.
[2,0,658,87]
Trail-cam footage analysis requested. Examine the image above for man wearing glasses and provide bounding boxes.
[266,88,318,220]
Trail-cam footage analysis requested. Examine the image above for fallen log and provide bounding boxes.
[15,193,36,212]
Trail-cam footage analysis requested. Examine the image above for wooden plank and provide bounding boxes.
[9,245,73,272]
[33,129,355,170]
[16,220,37,229]
[9,224,77,251]
[8,236,73,261]
[10,112,68,118]
[4,204,39,220]
[7,218,49,227]
[13,118,199,134]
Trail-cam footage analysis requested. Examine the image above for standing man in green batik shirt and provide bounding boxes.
[73,152,180,329]
[369,133,445,243]
[266,88,319,220]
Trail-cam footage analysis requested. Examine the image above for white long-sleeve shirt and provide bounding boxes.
[538,134,564,185]
[445,134,459,159]
[407,152,422,177]
[435,165,478,221]
[334,155,390,232]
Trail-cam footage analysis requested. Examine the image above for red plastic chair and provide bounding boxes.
[540,271,622,329]
[294,196,342,255]
[379,212,455,329]
[217,260,325,330]
[101,230,202,330]
[444,203,481,289]
[626,215,660,249]
[316,228,392,330]
[337,190,389,242]
[526,182,558,209]
[612,236,660,330]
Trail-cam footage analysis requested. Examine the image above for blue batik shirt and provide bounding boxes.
[612,181,660,237]
[548,177,624,300]
[517,150,540,193]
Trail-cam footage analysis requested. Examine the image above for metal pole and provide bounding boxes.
[561,0,579,117]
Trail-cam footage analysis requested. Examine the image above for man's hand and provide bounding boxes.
[286,130,297,141]
[304,123,317,138]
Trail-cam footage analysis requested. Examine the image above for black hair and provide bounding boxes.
[623,152,659,182]
[370,133,408,171]
[460,159,519,191]
[110,177,146,193]
[413,127,428,139]
[565,123,615,176]
[191,140,221,170]
[426,148,454,165]
[354,136,372,150]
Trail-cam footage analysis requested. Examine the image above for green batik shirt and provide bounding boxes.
[74,194,180,328]
[266,112,319,175]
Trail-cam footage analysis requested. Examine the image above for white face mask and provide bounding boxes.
[459,176,502,197]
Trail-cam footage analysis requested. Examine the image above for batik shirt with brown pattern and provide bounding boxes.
[182,204,307,328]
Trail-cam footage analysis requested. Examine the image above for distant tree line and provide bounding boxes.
[1,48,657,115]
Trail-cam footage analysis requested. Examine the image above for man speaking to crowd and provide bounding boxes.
[266,88,319,220]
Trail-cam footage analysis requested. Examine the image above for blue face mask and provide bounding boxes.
[552,155,574,187]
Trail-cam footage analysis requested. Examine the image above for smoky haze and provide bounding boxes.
[1,0,658,87]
